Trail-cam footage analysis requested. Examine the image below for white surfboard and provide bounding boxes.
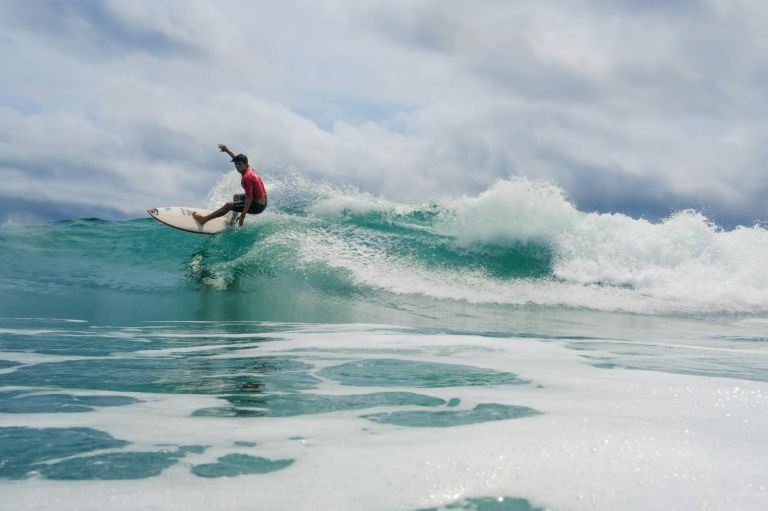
[147,207,237,235]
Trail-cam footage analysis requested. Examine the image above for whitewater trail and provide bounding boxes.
[4,172,764,315]
[198,171,768,314]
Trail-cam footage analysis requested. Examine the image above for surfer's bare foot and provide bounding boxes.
[192,212,207,225]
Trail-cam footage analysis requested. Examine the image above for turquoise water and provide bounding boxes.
[1,176,767,510]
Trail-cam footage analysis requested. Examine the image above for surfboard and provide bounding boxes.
[147,207,237,235]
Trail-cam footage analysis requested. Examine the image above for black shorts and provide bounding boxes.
[233,196,267,215]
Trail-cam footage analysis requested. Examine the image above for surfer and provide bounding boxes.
[193,144,268,227]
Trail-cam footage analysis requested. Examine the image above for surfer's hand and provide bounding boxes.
[237,213,245,226]
[218,144,229,152]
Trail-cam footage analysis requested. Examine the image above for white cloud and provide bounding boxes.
[0,0,767,225]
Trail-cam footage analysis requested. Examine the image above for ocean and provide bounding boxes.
[1,175,766,510]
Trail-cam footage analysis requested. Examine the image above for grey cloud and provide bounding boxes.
[3,0,203,58]
[0,196,128,225]
[548,158,758,228]
[362,1,460,53]
[1,1,767,228]
[469,47,602,103]
[0,103,217,216]
[360,1,768,118]
[595,0,706,16]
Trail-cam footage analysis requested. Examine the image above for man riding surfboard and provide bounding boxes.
[193,144,268,227]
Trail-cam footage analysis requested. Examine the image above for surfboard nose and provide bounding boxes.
[147,208,158,216]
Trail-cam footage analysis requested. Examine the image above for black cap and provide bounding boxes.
[231,153,248,164]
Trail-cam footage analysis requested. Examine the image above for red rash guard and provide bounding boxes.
[241,167,267,203]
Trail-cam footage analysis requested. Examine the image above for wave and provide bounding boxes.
[3,174,768,315]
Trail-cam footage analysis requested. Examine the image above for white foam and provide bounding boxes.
[554,209,768,312]
[286,176,768,313]
[205,171,242,210]
[293,226,676,314]
[203,172,768,313]
[2,326,766,510]
[435,178,580,245]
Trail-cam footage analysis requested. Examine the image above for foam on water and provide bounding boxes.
[5,172,767,315]
[435,179,579,245]
[249,174,768,314]
[4,172,768,509]
[1,322,766,510]
[555,210,768,311]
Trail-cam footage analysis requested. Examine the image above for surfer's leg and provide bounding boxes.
[193,203,234,225]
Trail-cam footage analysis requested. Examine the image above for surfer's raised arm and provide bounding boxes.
[218,143,236,159]
[191,145,268,228]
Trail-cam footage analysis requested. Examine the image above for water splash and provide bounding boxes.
[4,174,768,314]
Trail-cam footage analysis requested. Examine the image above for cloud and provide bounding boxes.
[0,0,766,227]
[4,0,211,58]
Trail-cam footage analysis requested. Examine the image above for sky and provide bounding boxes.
[1,0,767,227]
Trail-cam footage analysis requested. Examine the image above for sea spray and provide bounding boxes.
[554,209,768,311]
[5,174,768,314]
[3,181,767,511]
[434,177,580,246]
